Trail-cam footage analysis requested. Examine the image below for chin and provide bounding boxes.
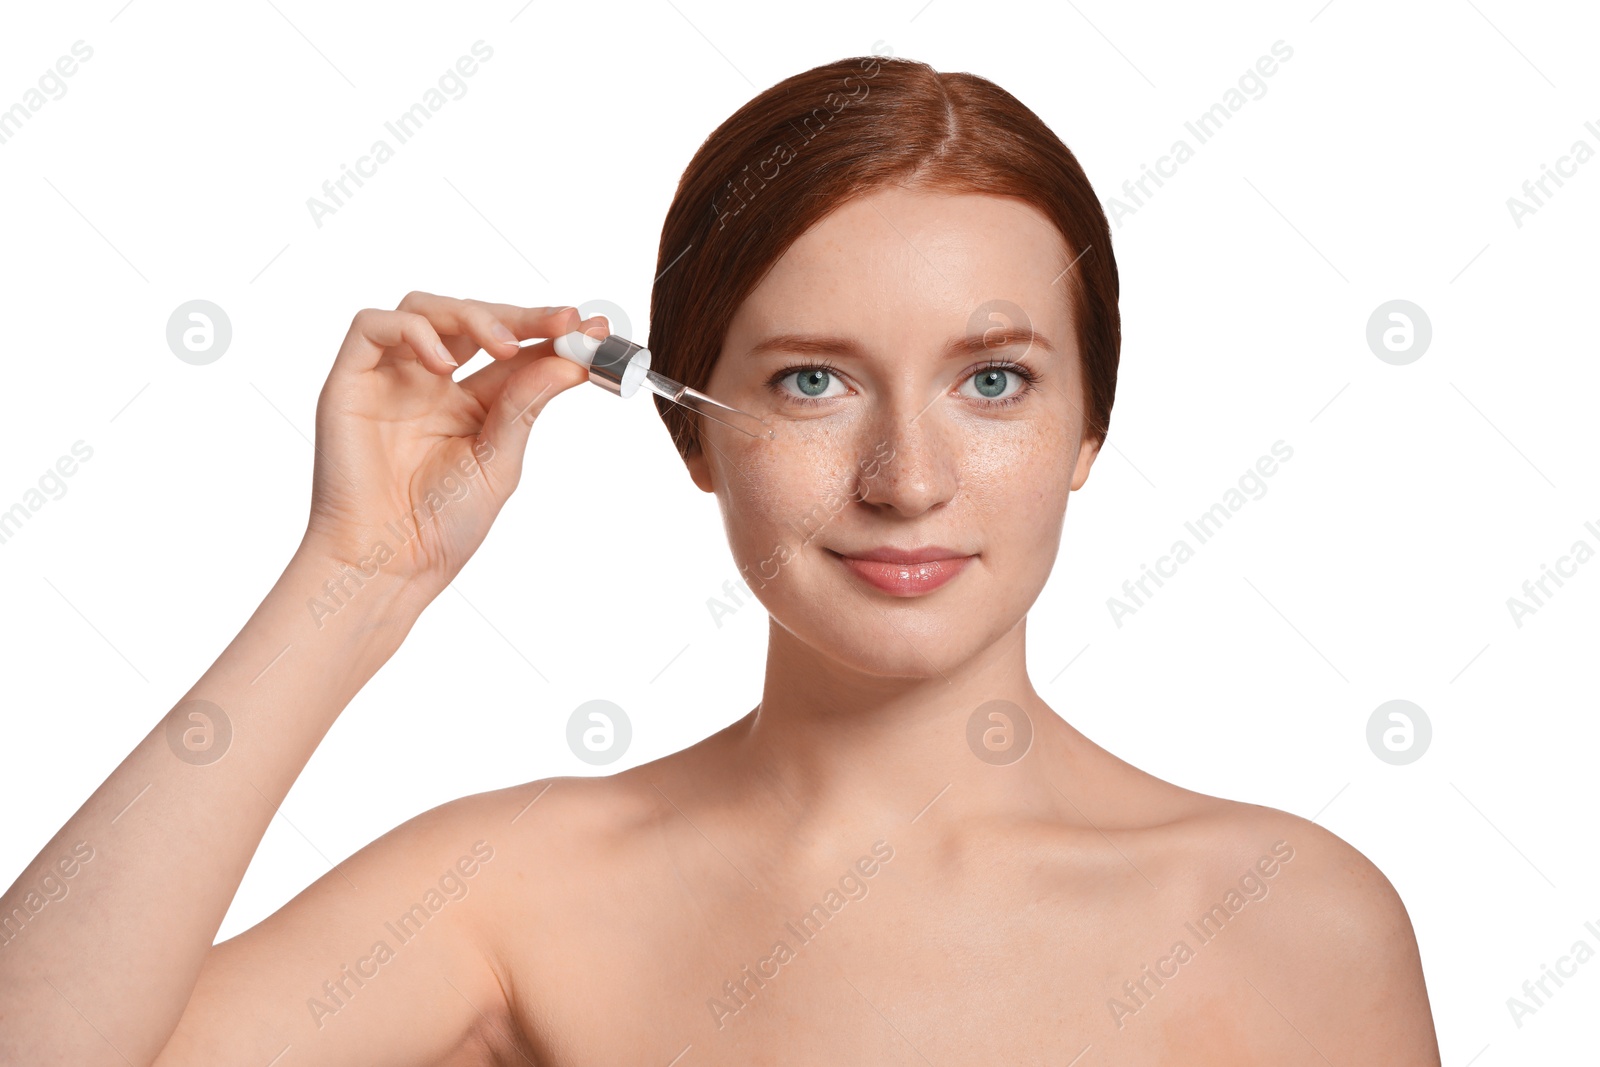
[769,573,1023,680]
[790,617,986,678]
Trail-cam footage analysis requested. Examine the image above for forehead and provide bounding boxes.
[726,187,1076,351]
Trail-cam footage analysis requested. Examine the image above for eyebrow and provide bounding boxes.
[746,326,1057,360]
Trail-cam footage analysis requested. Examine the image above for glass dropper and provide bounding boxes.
[545,330,776,441]
[636,367,776,441]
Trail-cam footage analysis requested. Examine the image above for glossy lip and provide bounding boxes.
[829,547,976,597]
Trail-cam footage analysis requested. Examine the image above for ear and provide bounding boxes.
[685,441,715,493]
[1070,435,1101,491]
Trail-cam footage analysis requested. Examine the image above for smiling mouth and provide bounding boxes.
[827,550,975,597]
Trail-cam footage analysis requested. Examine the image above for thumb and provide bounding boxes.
[478,351,591,491]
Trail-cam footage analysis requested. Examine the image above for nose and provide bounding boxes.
[850,401,960,518]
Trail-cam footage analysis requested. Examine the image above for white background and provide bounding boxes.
[2,0,1596,1061]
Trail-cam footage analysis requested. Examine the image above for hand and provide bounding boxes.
[298,290,608,601]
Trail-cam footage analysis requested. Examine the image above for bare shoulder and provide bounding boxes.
[1075,748,1428,968]
[444,768,670,890]
[1140,791,1442,1063]
[1168,797,1418,954]
[456,715,751,877]
[1157,794,1408,922]
[445,759,711,940]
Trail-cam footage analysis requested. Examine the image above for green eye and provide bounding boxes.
[794,368,832,397]
[972,368,1010,398]
[959,362,1039,406]
[769,362,850,405]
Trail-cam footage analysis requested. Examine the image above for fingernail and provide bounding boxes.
[490,322,518,346]
[435,342,458,367]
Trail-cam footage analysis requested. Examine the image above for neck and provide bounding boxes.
[721,614,1075,842]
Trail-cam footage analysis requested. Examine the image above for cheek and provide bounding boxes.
[711,423,864,548]
[959,418,1076,522]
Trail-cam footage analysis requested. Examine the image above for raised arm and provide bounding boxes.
[0,294,604,1065]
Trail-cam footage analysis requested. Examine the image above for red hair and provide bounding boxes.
[647,54,1120,458]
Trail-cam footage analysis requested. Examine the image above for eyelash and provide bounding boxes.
[766,360,1042,408]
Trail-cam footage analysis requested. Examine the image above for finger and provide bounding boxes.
[332,308,459,377]
[463,299,583,350]
[457,314,612,408]
[396,291,578,365]
[475,347,593,494]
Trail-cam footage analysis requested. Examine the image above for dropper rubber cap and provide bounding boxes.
[553,330,602,367]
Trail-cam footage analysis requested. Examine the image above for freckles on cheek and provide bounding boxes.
[716,425,862,533]
[960,422,1074,518]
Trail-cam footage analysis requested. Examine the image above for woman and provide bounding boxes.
[1,55,1440,1064]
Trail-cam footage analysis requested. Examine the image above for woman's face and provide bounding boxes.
[686,186,1100,677]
